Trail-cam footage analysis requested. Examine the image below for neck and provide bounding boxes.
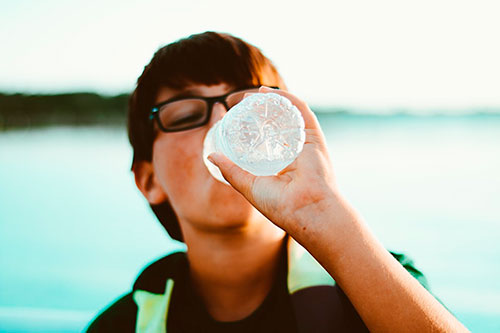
[182,216,286,322]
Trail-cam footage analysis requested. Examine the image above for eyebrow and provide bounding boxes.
[155,85,260,107]
[169,88,204,100]
[161,86,236,104]
[153,88,204,106]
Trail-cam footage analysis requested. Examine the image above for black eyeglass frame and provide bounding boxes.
[149,86,280,133]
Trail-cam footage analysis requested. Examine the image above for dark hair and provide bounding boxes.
[127,31,286,242]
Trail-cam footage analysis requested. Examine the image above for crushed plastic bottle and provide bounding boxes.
[203,92,305,184]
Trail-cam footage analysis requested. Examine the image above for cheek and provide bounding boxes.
[152,131,207,199]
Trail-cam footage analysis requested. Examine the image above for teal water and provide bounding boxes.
[1,115,499,331]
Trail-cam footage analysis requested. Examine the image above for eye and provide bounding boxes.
[159,99,207,130]
[170,112,205,127]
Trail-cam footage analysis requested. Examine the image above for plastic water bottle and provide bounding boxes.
[203,92,305,184]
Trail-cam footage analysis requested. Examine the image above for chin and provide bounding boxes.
[205,185,258,227]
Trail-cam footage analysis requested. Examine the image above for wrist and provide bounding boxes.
[287,194,373,281]
[286,190,358,246]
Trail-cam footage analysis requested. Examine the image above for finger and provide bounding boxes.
[207,152,257,202]
[259,86,321,130]
[243,92,256,99]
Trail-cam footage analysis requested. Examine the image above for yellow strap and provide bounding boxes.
[287,238,335,294]
[133,279,174,333]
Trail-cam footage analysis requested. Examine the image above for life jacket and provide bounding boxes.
[131,238,427,333]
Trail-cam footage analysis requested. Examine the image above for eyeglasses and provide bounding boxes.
[150,86,279,132]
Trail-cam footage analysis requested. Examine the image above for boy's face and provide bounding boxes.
[148,83,266,235]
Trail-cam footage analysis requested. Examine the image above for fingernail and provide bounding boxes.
[208,153,221,165]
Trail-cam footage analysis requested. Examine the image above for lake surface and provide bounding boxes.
[1,114,499,331]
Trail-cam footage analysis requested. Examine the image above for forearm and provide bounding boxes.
[289,195,468,332]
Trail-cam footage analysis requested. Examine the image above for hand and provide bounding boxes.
[208,86,340,237]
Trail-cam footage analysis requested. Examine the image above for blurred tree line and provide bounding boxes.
[0,92,129,130]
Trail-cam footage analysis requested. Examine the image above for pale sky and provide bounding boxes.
[1,0,499,110]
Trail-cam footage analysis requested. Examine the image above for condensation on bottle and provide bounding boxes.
[203,92,305,184]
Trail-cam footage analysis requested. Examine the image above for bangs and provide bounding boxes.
[146,32,273,90]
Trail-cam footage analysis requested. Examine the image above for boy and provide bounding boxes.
[87,31,466,332]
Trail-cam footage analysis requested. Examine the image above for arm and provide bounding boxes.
[208,86,468,332]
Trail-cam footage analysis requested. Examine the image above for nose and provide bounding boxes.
[208,101,229,126]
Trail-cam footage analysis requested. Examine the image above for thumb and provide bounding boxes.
[207,152,256,202]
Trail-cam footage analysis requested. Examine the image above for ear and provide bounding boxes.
[132,160,168,205]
